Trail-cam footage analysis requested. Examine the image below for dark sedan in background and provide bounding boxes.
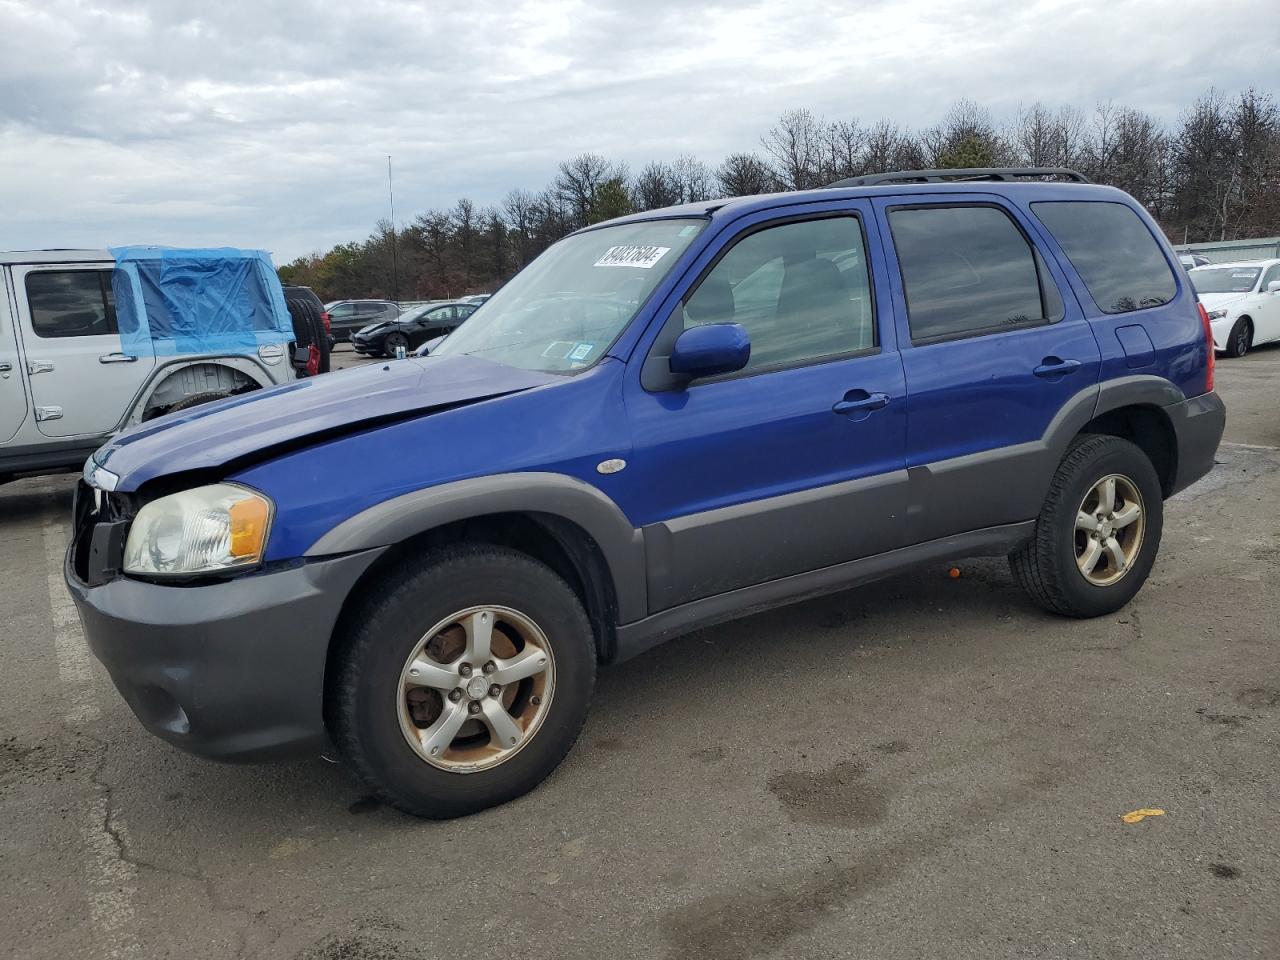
[351,300,479,357]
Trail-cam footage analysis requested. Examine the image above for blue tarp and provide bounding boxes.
[110,246,293,357]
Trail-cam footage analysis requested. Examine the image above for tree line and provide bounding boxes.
[279,87,1280,301]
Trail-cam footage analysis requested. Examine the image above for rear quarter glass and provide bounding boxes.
[1031,198,1206,398]
[1029,200,1177,315]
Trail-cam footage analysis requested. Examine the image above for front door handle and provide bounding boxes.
[1033,357,1082,379]
[833,390,890,417]
[0,362,11,373]
[99,353,138,364]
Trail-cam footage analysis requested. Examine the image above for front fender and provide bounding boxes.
[305,472,648,624]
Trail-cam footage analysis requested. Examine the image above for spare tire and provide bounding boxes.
[285,296,331,376]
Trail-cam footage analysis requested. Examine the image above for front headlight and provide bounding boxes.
[123,483,273,577]
[1206,308,1228,321]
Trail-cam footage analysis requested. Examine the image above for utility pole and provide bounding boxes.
[387,155,400,303]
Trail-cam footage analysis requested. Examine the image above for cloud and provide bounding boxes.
[0,0,1275,261]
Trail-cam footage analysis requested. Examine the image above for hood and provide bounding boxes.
[94,355,560,491]
[1196,292,1247,313]
[354,321,392,337]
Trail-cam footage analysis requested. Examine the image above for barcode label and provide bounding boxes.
[594,245,671,269]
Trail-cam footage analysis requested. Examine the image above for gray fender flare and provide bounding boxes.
[1092,374,1184,416]
[305,472,648,623]
[1042,375,1184,461]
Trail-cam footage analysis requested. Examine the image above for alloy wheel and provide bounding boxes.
[397,606,555,773]
[1074,474,1146,587]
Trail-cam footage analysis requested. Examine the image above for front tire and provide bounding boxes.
[1225,318,1252,358]
[328,546,596,818]
[1010,435,1163,618]
[383,331,409,357]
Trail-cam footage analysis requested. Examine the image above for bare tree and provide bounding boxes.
[672,154,714,202]
[924,99,1011,168]
[762,108,824,189]
[862,119,918,174]
[633,161,682,210]
[286,87,1280,301]
[503,189,537,267]
[822,118,866,181]
[555,153,628,228]
[716,152,777,195]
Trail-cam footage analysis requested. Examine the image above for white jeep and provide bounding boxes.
[0,248,297,483]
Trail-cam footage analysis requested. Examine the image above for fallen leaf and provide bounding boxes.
[1121,808,1166,824]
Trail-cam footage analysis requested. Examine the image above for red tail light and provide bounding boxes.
[320,311,331,333]
[1198,302,1215,393]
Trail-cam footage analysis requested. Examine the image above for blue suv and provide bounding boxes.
[67,168,1225,818]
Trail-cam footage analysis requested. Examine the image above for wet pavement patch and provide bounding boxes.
[1236,687,1279,709]
[1195,708,1250,728]
[871,740,911,754]
[767,759,887,828]
[296,917,424,960]
[1210,863,1240,880]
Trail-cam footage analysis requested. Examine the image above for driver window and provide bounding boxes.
[682,216,875,372]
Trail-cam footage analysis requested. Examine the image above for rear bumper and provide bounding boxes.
[66,548,385,762]
[1168,390,1226,496]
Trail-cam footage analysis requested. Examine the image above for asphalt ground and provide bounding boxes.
[2,345,1278,959]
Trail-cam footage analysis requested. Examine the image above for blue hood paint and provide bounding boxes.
[96,355,560,490]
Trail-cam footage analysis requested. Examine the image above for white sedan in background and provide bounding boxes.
[1190,258,1280,357]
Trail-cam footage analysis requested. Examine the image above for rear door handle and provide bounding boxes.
[99,353,138,364]
[833,390,890,417]
[1033,357,1082,378]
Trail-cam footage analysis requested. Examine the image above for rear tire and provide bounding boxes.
[1224,317,1252,358]
[1010,434,1163,618]
[166,391,230,414]
[328,545,596,818]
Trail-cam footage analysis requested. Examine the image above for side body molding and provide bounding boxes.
[305,472,648,624]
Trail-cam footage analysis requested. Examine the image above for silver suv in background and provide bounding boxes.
[0,249,296,483]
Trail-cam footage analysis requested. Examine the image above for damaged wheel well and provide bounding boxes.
[138,361,268,422]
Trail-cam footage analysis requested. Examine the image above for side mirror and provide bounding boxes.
[1268,281,1280,295]
[669,323,751,382]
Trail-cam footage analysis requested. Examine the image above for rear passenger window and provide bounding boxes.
[682,216,875,372]
[1031,201,1176,314]
[26,270,117,338]
[889,206,1054,344]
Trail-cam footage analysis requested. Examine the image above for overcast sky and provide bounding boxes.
[1,0,1276,263]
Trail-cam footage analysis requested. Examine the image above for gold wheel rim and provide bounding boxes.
[1074,474,1145,587]
[397,605,555,774]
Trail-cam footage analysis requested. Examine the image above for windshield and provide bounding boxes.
[434,218,705,372]
[1191,267,1260,294]
[396,304,438,323]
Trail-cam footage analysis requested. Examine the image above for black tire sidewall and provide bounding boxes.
[1047,438,1164,617]
[384,331,408,355]
[335,549,595,818]
[167,391,229,413]
[1227,318,1250,358]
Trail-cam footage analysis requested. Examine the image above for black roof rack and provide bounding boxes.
[828,167,1091,188]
